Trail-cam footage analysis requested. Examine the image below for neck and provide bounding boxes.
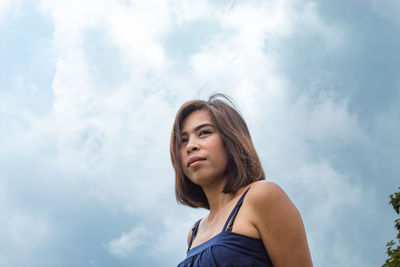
[202,178,235,219]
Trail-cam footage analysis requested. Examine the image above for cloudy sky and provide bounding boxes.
[1,0,399,266]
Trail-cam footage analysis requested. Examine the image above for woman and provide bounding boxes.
[170,94,313,267]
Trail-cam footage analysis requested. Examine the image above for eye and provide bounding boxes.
[180,137,188,143]
[199,129,212,136]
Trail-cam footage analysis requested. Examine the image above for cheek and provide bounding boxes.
[207,137,227,163]
[179,149,187,168]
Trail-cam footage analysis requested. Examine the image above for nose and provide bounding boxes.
[186,137,198,153]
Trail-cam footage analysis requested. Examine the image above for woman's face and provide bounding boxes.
[180,110,228,187]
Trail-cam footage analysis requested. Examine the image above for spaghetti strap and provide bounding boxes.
[222,186,251,232]
[187,187,251,252]
[187,219,201,252]
[178,185,273,266]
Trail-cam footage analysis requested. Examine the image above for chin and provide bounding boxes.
[188,176,208,186]
[190,173,225,187]
[187,173,209,186]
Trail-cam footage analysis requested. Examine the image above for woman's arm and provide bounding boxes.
[248,181,313,267]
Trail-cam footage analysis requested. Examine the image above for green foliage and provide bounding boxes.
[383,187,400,267]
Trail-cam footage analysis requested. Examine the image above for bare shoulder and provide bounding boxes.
[245,180,301,239]
[248,180,284,194]
[246,180,292,210]
[246,181,313,267]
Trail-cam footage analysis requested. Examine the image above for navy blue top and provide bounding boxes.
[177,187,273,267]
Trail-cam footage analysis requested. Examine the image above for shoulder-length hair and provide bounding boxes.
[170,94,265,209]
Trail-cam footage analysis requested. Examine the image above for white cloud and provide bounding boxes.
[0,253,11,267]
[0,0,11,23]
[35,0,195,218]
[104,1,170,69]
[298,2,346,50]
[39,0,360,261]
[153,206,205,254]
[291,90,364,144]
[0,182,51,266]
[8,212,49,247]
[291,161,362,226]
[371,0,400,24]
[0,0,390,266]
[106,226,150,258]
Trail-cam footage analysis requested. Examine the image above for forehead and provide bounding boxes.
[181,110,213,133]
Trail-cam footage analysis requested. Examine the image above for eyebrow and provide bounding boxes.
[181,123,214,135]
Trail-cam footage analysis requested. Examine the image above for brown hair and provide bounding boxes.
[170,93,265,209]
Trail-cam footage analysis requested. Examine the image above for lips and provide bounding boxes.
[186,156,206,167]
